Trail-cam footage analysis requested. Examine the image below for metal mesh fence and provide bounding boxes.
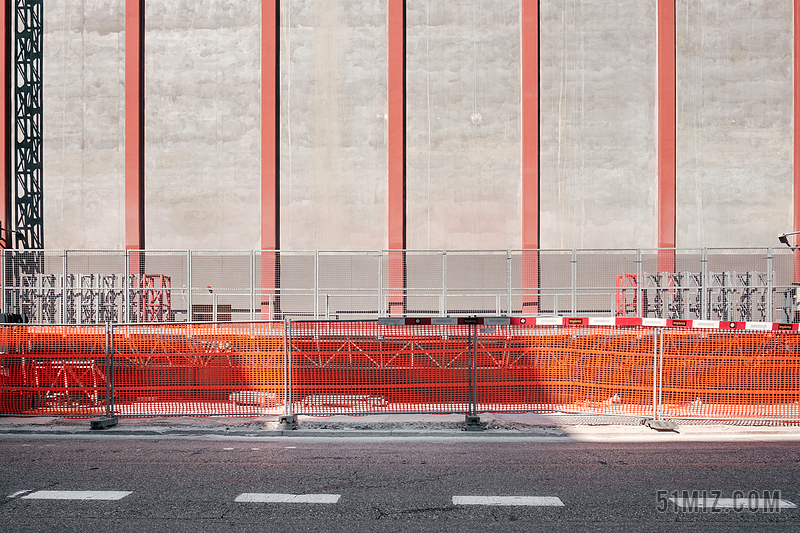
[2,248,799,325]
[1,321,800,421]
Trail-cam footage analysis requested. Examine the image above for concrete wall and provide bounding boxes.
[144,0,261,250]
[41,0,798,251]
[406,0,521,250]
[44,0,125,249]
[539,0,657,249]
[676,0,793,248]
[279,0,388,251]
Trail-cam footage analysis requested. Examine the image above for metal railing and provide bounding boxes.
[1,248,796,324]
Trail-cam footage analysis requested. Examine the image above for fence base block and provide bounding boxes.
[90,417,118,430]
[644,419,678,432]
[464,414,486,432]
[279,415,298,430]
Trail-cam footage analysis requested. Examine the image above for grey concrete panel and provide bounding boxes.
[676,1,793,248]
[539,1,657,249]
[406,0,521,251]
[145,0,261,250]
[44,0,126,249]
[279,0,388,251]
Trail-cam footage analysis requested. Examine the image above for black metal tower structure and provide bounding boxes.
[13,0,43,250]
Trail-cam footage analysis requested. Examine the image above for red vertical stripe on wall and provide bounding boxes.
[657,0,676,272]
[0,1,8,246]
[521,1,539,313]
[262,0,278,252]
[388,0,405,315]
[794,0,800,282]
[125,0,143,250]
[261,1,279,319]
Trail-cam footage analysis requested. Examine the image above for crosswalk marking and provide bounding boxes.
[453,496,565,507]
[22,491,132,501]
[235,493,341,504]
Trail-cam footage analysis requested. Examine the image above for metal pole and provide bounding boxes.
[285,319,292,416]
[472,322,478,413]
[658,327,665,420]
[701,248,708,320]
[636,249,642,317]
[766,247,774,323]
[250,250,255,321]
[442,251,447,316]
[187,250,192,323]
[105,322,111,418]
[652,328,658,420]
[63,251,68,323]
[507,250,512,315]
[571,249,577,315]
[378,251,383,317]
[124,251,129,323]
[314,251,319,319]
[467,323,472,415]
[283,319,291,415]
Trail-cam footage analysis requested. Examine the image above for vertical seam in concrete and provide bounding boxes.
[657,0,676,270]
[125,0,144,250]
[262,0,279,251]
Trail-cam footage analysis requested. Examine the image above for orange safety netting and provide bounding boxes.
[1,322,799,420]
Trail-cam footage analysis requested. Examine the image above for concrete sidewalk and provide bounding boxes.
[2,412,800,441]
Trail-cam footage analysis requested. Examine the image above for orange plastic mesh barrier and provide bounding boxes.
[288,322,658,416]
[658,330,800,420]
[0,323,285,417]
[113,323,285,416]
[0,325,109,416]
[2,322,799,420]
[289,322,471,413]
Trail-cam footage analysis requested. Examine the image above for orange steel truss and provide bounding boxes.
[0,322,798,421]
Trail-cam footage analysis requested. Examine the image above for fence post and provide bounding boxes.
[464,321,484,430]
[250,250,255,321]
[314,251,319,319]
[636,249,642,317]
[701,248,708,320]
[645,327,676,431]
[91,322,118,429]
[442,251,447,316]
[187,250,192,323]
[378,251,383,317]
[507,250,512,315]
[279,318,296,427]
[767,247,773,323]
[571,249,577,315]
[62,251,68,323]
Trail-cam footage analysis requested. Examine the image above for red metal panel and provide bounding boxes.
[125,0,143,250]
[261,1,279,318]
[262,0,278,252]
[0,2,8,245]
[521,1,539,312]
[388,0,405,314]
[657,0,676,272]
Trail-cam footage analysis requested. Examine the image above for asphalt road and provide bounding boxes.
[1,435,799,532]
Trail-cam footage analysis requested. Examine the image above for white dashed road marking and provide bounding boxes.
[22,491,132,501]
[453,496,565,507]
[235,493,341,504]
[7,490,32,498]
